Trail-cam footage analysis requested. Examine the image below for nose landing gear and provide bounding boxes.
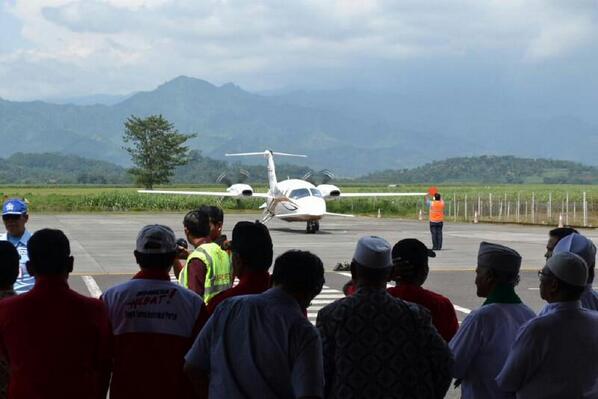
[306,220,320,234]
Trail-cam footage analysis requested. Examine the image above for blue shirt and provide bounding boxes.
[185,287,324,399]
[496,301,598,398]
[0,231,34,294]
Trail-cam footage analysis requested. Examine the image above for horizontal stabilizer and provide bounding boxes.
[325,212,355,217]
[225,150,307,158]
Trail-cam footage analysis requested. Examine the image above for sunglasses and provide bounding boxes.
[2,214,23,221]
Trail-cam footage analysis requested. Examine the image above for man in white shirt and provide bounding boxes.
[552,232,598,311]
[449,242,535,399]
[496,252,598,398]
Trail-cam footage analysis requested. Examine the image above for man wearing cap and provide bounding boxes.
[497,252,598,397]
[101,224,208,399]
[206,221,273,315]
[449,242,535,399]
[552,232,598,311]
[389,239,458,341]
[317,236,453,399]
[544,227,578,260]
[0,199,34,293]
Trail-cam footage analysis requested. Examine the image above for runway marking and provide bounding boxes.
[307,285,344,325]
[453,305,472,315]
[82,276,102,298]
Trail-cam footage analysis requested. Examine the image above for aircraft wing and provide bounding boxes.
[138,190,271,198]
[338,192,427,198]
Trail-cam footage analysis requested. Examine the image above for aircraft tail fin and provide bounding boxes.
[225,150,307,194]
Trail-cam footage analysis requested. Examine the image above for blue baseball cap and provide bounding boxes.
[2,199,28,216]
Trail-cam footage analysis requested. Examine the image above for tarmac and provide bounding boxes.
[21,212,598,399]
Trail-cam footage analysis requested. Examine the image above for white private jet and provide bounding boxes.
[139,150,426,233]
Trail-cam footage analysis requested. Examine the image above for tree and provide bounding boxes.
[123,115,195,189]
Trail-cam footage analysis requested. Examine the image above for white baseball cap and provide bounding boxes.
[545,252,588,287]
[353,236,393,269]
[136,224,177,254]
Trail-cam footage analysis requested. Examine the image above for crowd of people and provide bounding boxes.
[0,198,596,399]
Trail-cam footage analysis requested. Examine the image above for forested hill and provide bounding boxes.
[362,156,598,184]
[0,153,596,185]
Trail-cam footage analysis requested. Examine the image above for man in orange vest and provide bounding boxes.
[427,192,445,250]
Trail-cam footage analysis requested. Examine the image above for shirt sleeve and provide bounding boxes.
[187,259,207,297]
[290,323,325,399]
[185,304,217,371]
[437,299,459,342]
[495,321,541,393]
[416,307,454,398]
[94,301,113,398]
[449,310,483,379]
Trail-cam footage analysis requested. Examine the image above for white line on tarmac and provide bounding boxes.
[453,305,471,314]
[82,276,103,298]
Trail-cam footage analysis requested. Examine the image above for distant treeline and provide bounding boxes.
[0,152,596,185]
[363,156,598,185]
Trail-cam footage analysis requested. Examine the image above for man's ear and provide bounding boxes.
[23,214,29,223]
[67,256,74,274]
[26,260,35,277]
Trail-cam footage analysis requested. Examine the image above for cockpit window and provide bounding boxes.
[289,188,310,199]
[310,188,322,197]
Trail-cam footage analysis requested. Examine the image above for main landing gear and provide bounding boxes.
[306,220,320,234]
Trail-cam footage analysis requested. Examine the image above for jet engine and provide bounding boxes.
[317,184,341,199]
[226,184,254,197]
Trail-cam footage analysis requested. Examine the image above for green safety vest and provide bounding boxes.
[179,242,232,303]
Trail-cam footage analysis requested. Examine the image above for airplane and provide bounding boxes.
[139,150,427,233]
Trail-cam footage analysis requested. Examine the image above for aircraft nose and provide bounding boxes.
[304,196,326,216]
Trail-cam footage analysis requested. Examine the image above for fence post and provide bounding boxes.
[583,192,588,227]
[464,194,468,222]
[566,192,569,226]
[548,192,552,221]
[517,193,521,223]
[531,192,535,224]
[453,193,457,222]
[489,193,493,219]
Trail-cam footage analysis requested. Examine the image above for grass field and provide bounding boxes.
[1,184,596,227]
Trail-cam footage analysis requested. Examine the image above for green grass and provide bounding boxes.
[0,184,596,226]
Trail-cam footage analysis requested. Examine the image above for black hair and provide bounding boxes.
[272,250,324,293]
[135,252,177,270]
[0,241,19,287]
[351,260,392,283]
[480,266,520,287]
[231,221,273,271]
[434,193,441,200]
[549,227,579,240]
[198,205,224,224]
[27,228,71,275]
[183,209,210,238]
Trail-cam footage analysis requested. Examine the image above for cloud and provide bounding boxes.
[0,0,597,99]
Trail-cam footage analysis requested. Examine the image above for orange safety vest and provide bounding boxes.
[429,200,445,222]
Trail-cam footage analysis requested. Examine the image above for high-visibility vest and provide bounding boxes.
[429,200,445,222]
[179,242,232,303]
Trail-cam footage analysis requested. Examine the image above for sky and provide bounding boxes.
[1,0,597,102]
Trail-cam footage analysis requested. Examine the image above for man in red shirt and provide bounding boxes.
[207,221,273,314]
[0,229,112,399]
[102,224,208,399]
[388,238,458,341]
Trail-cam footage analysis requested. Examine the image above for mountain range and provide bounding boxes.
[1,76,597,176]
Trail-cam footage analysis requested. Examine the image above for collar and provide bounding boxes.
[237,270,270,284]
[33,275,69,290]
[133,269,171,281]
[4,230,32,245]
[483,284,522,305]
[540,300,582,316]
[263,287,302,313]
[191,237,212,248]
[394,282,423,291]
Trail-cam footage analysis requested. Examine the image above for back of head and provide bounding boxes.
[231,221,273,271]
[545,252,588,299]
[183,209,210,238]
[198,205,224,224]
[391,238,435,283]
[549,227,579,241]
[478,241,522,285]
[272,250,324,294]
[352,236,393,284]
[135,224,177,269]
[0,241,19,288]
[434,193,441,200]
[27,229,71,276]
